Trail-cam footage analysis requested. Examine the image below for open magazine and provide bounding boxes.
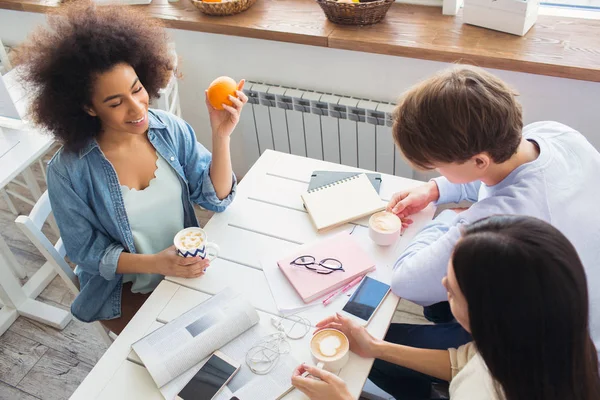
[131,288,298,400]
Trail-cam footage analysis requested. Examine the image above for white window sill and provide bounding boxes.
[539,5,600,20]
[396,0,443,7]
[413,0,600,20]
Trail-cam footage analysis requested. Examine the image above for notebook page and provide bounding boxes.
[302,173,386,231]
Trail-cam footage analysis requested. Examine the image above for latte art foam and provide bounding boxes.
[177,230,204,250]
[311,329,349,361]
[370,211,402,233]
[319,336,342,357]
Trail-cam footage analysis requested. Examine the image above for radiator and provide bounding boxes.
[240,82,415,179]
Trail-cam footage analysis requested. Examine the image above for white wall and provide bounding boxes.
[2,9,599,177]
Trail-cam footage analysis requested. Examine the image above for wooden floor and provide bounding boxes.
[0,148,428,400]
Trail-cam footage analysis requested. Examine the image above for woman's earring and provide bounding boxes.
[84,107,97,117]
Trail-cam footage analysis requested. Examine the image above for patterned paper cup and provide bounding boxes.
[174,227,220,261]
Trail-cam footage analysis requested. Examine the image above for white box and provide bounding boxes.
[443,0,463,16]
[463,0,540,36]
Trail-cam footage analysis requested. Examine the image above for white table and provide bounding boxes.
[0,68,69,335]
[0,66,29,127]
[70,150,435,400]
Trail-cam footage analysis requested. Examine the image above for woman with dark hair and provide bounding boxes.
[14,1,247,333]
[291,215,600,400]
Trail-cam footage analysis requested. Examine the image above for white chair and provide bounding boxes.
[1,167,43,210]
[154,74,182,117]
[0,37,12,73]
[15,191,114,346]
[152,43,181,117]
[0,38,17,213]
[0,38,51,216]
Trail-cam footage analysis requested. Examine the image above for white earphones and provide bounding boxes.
[270,315,311,340]
[271,316,284,331]
[245,315,311,375]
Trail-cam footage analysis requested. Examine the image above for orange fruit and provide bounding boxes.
[207,76,238,110]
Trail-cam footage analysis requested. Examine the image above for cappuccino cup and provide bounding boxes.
[310,328,350,372]
[369,211,402,246]
[174,227,220,261]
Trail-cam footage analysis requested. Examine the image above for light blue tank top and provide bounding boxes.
[121,152,184,293]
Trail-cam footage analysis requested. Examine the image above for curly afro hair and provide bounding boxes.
[15,1,175,152]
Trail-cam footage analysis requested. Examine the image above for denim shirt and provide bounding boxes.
[46,109,236,323]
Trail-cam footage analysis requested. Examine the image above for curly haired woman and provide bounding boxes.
[15,1,247,334]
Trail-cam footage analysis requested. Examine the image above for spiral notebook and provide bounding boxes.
[308,171,382,193]
[301,173,386,232]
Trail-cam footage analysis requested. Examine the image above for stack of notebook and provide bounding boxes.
[301,171,386,232]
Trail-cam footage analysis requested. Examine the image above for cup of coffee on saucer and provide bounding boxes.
[310,328,350,372]
[369,211,402,246]
[174,227,220,261]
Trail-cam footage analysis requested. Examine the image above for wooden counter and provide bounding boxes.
[1,0,599,82]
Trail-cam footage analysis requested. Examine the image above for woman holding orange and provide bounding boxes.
[15,0,247,333]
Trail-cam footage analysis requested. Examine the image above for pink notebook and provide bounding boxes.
[277,232,376,303]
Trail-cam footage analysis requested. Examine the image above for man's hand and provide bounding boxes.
[387,181,440,220]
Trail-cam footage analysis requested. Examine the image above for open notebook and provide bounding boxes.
[301,173,386,232]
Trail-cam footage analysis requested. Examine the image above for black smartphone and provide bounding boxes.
[177,351,240,400]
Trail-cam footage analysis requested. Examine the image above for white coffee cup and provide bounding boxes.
[310,328,350,372]
[174,227,220,261]
[369,211,402,246]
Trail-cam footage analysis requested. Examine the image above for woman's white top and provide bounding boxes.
[449,342,503,400]
[121,152,184,293]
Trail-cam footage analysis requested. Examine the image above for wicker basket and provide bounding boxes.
[316,0,394,25]
[190,0,257,16]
